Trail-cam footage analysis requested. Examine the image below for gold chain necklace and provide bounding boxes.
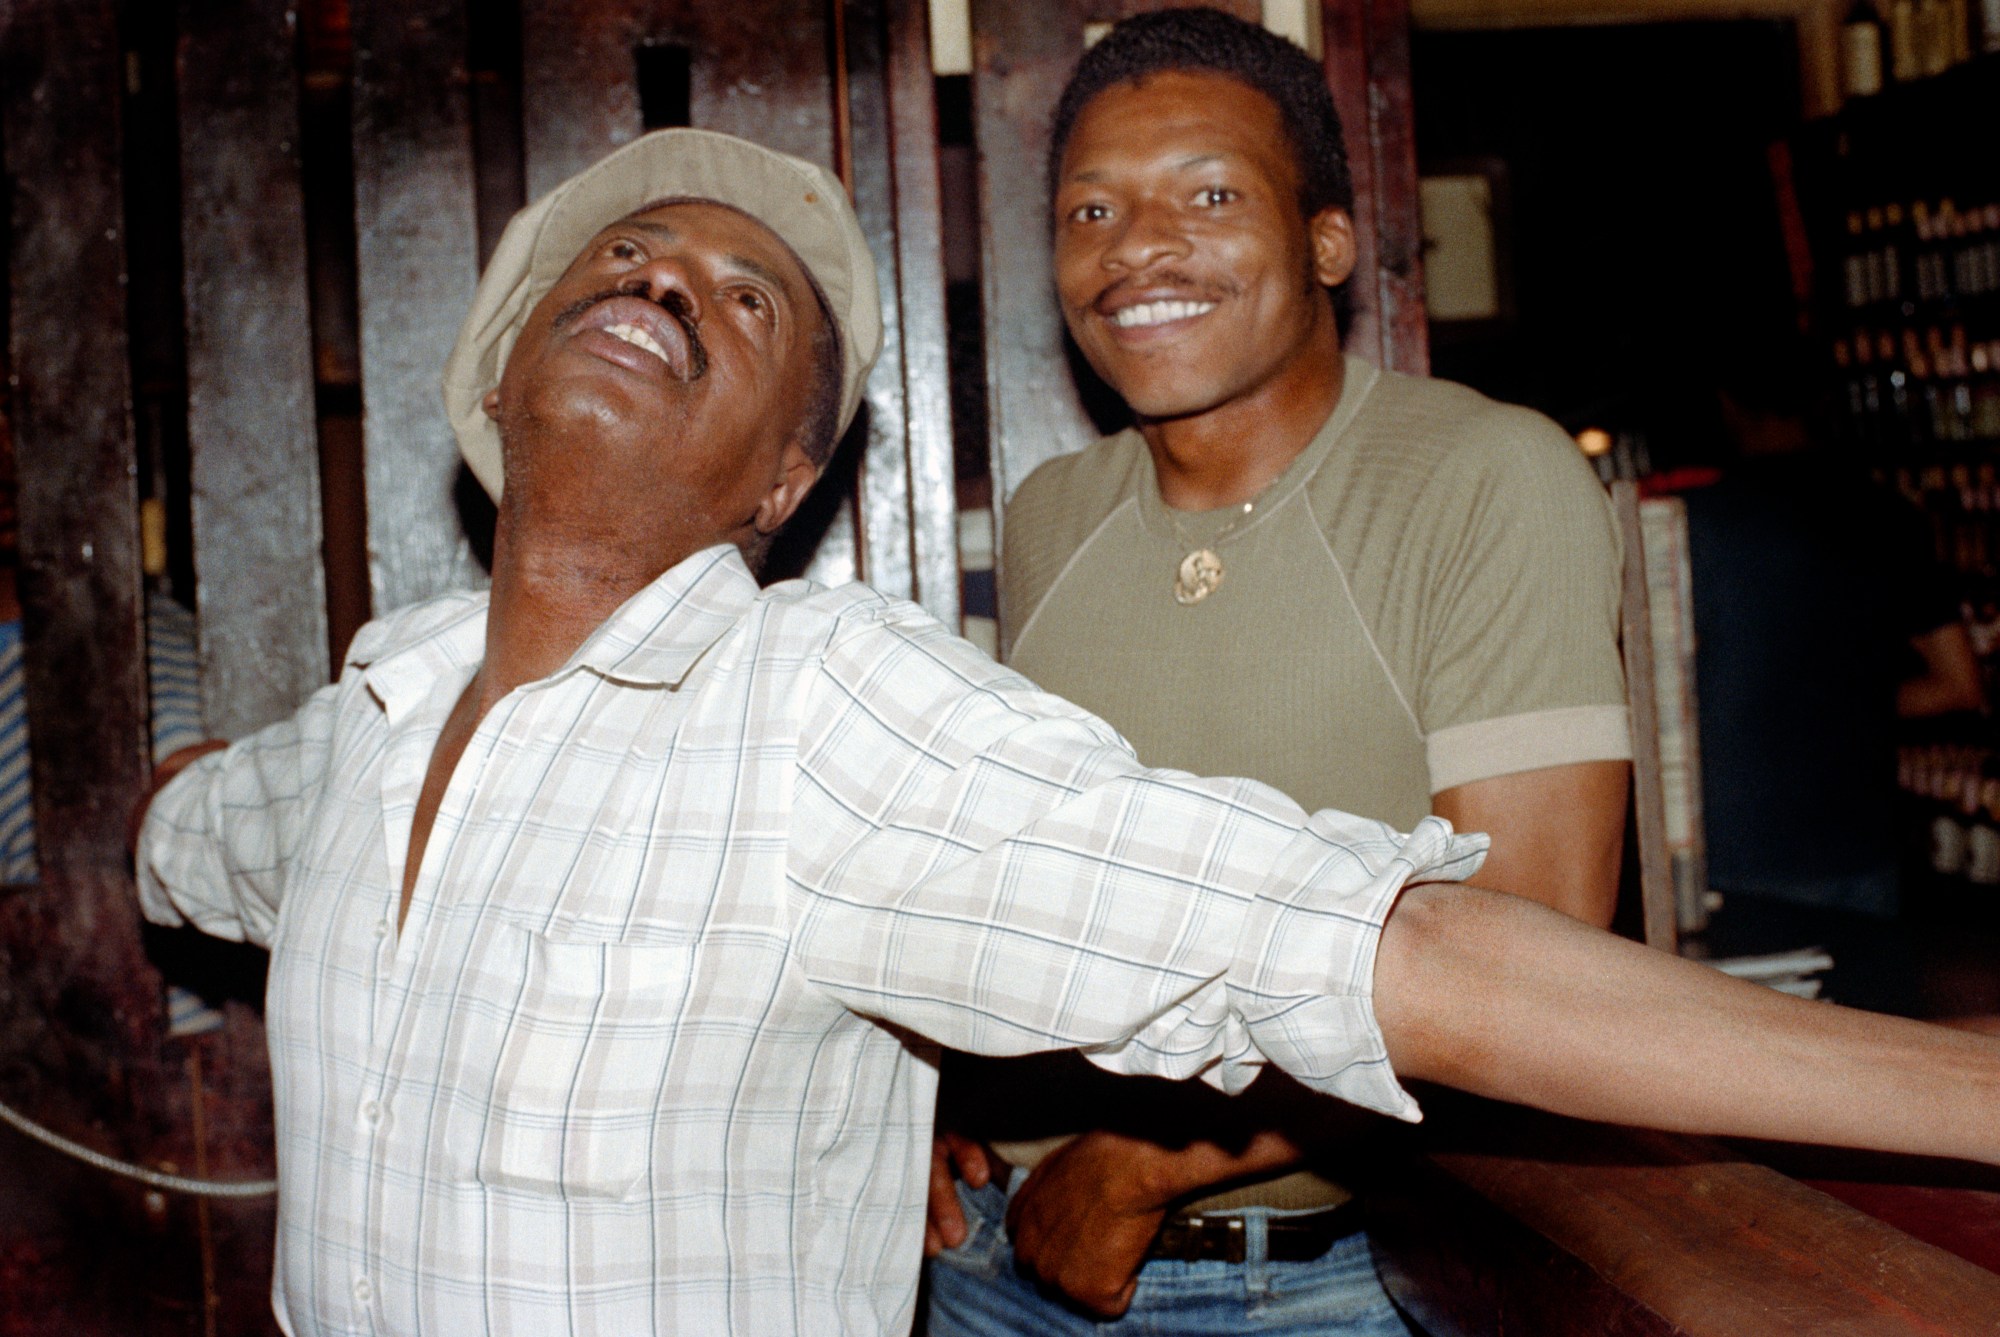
[1167,497,1257,606]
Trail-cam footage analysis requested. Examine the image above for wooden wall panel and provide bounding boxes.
[0,1,170,1167]
[971,0,1146,515]
[841,0,959,619]
[842,0,917,604]
[352,0,489,614]
[178,0,330,737]
[1,1,152,889]
[0,0,172,1257]
[881,0,960,623]
[1321,0,1428,374]
[521,0,838,195]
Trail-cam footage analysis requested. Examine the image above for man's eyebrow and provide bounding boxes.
[719,251,795,297]
[617,218,797,299]
[624,218,680,244]
[1065,152,1228,185]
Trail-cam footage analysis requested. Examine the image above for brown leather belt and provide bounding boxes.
[1145,1201,1366,1265]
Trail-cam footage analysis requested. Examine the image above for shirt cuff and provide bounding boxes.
[1219,812,1489,1122]
[1427,705,1632,794]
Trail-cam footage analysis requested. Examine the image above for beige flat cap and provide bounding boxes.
[442,127,882,500]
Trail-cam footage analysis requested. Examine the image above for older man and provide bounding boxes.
[137,127,2000,1337]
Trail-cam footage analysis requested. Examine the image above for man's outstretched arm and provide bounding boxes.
[1375,881,2000,1164]
[938,759,1631,1315]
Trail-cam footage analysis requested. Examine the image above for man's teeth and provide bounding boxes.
[604,322,672,364]
[1112,300,1217,329]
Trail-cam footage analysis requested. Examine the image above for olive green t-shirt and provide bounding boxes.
[969,360,1630,1209]
[1002,357,1630,831]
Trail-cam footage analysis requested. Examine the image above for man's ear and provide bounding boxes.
[1308,207,1358,290]
[481,387,502,421]
[752,442,824,537]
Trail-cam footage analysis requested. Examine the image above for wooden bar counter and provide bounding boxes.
[1370,1092,2000,1336]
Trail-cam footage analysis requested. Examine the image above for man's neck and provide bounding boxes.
[472,526,694,709]
[1140,342,1347,513]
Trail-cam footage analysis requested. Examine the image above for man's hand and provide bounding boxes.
[1002,1130,1180,1318]
[924,1130,993,1257]
[1000,1126,1301,1318]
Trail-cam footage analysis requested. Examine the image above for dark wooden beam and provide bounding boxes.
[1355,0,1427,374]
[2,0,151,888]
[178,0,330,735]
[881,0,959,624]
[1321,0,1429,374]
[0,0,163,1228]
[840,0,918,604]
[352,0,488,614]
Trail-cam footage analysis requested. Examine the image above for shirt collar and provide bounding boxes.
[570,544,760,687]
[355,544,760,720]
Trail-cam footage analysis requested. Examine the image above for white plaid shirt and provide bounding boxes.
[139,544,1484,1337]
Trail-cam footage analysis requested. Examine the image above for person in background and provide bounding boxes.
[1679,356,1982,1011]
[927,11,1627,1333]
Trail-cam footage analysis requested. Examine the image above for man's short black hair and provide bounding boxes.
[1047,7,1355,226]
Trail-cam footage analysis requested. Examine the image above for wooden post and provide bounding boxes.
[352,0,489,614]
[879,0,961,625]
[2,0,152,880]
[1320,0,1428,374]
[178,0,330,737]
[1614,479,1680,955]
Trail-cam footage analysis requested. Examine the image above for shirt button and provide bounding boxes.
[352,1277,373,1304]
[374,919,389,939]
[361,1100,382,1126]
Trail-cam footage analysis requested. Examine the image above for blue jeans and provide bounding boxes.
[925,1173,1418,1336]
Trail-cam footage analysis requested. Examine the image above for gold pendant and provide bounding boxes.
[1174,548,1224,605]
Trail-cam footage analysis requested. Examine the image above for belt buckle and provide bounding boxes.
[1148,1213,1247,1264]
[1147,1204,1361,1266]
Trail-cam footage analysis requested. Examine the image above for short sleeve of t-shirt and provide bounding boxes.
[1399,400,1630,791]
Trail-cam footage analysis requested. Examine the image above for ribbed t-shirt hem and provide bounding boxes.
[1426,704,1632,793]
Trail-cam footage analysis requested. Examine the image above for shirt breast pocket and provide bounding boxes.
[472,925,694,1203]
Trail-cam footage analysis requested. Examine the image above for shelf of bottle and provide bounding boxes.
[1824,47,2000,129]
[1833,382,2000,454]
[1900,741,2000,900]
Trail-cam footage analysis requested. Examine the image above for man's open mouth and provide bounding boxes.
[601,322,675,364]
[554,290,708,381]
[1111,299,1217,329]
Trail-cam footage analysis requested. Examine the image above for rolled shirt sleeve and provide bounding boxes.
[137,675,345,947]
[784,603,1487,1122]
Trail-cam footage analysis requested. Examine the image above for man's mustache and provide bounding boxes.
[1087,269,1233,313]
[552,287,709,380]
